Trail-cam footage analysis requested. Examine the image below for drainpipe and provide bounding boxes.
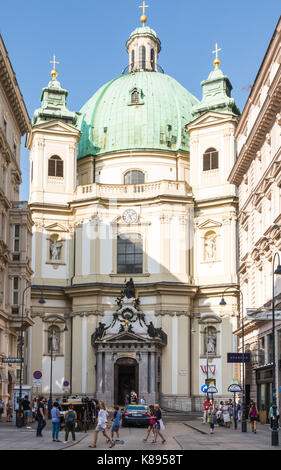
[70,230,76,395]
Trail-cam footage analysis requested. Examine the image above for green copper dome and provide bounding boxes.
[77,71,199,159]
[129,26,158,39]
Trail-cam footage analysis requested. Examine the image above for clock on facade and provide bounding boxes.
[122,209,138,224]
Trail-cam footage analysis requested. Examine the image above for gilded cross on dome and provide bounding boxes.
[139,0,149,24]
[212,43,221,70]
[50,55,59,80]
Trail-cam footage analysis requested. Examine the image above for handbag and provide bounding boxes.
[159,419,165,431]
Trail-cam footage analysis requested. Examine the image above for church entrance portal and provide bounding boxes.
[114,358,138,405]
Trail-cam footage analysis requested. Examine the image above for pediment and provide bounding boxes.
[102,331,148,343]
[187,111,238,132]
[32,119,80,135]
[197,219,222,230]
[45,223,69,233]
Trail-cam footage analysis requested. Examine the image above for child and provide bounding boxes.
[111,406,121,442]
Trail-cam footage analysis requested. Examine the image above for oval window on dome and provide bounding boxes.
[124,170,145,185]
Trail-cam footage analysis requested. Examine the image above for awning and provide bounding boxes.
[8,369,17,383]
[0,369,8,384]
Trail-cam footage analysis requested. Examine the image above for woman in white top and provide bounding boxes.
[89,401,115,448]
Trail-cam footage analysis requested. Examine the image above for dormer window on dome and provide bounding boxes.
[128,87,144,106]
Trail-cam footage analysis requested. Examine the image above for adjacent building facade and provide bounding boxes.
[229,16,281,415]
[28,22,241,410]
[0,34,32,403]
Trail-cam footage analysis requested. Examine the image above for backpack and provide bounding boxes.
[65,411,75,423]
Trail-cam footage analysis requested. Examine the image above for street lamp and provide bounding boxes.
[271,252,281,447]
[49,319,68,410]
[18,286,45,428]
[220,286,247,432]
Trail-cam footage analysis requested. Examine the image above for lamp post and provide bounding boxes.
[48,319,68,410]
[17,286,45,428]
[271,252,281,447]
[220,286,247,432]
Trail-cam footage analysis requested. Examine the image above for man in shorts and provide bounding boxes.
[22,395,32,429]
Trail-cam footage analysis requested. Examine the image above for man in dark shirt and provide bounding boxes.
[22,395,32,429]
[36,397,46,437]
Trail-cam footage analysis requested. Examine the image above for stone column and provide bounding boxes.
[150,352,156,404]
[104,352,114,405]
[96,351,103,400]
[139,352,148,399]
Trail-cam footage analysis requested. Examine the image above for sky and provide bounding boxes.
[1,0,280,201]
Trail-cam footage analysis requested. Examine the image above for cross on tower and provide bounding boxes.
[212,43,221,69]
[139,1,149,24]
[50,55,59,80]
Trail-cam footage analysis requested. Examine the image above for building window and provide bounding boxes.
[117,233,143,274]
[48,155,64,177]
[12,277,20,306]
[140,46,146,69]
[151,49,155,70]
[124,170,145,185]
[203,148,219,171]
[131,90,140,104]
[14,224,20,252]
[131,50,135,70]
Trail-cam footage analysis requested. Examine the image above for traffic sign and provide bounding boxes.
[201,384,208,393]
[33,380,41,387]
[33,371,42,380]
[207,386,218,394]
[63,381,70,388]
[228,383,242,393]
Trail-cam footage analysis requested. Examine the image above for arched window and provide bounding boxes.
[117,233,143,274]
[150,49,155,70]
[124,170,145,185]
[203,148,219,171]
[131,90,140,104]
[48,155,64,177]
[131,50,135,70]
[139,46,146,70]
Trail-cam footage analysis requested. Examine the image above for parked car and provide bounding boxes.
[122,405,150,427]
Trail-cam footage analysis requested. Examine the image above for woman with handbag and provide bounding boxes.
[152,404,166,444]
[63,404,77,443]
[249,402,259,434]
[143,405,156,442]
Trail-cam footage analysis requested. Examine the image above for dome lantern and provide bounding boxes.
[126,26,161,73]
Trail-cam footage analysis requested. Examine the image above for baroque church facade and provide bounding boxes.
[27,20,241,410]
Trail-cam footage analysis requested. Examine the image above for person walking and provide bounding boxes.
[22,395,32,429]
[152,404,166,444]
[249,402,259,433]
[209,404,217,434]
[6,397,13,422]
[89,401,115,448]
[111,406,121,442]
[36,397,47,437]
[222,401,231,428]
[51,402,61,442]
[63,404,77,443]
[202,397,211,424]
[0,397,4,422]
[268,404,280,429]
[143,405,156,442]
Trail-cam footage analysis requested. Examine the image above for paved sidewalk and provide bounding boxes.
[0,420,87,450]
[178,416,281,450]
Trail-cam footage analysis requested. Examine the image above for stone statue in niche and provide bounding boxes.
[124,278,135,299]
[50,238,62,261]
[205,329,216,354]
[205,235,216,261]
[49,328,60,353]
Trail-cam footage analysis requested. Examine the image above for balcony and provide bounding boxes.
[74,180,192,202]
